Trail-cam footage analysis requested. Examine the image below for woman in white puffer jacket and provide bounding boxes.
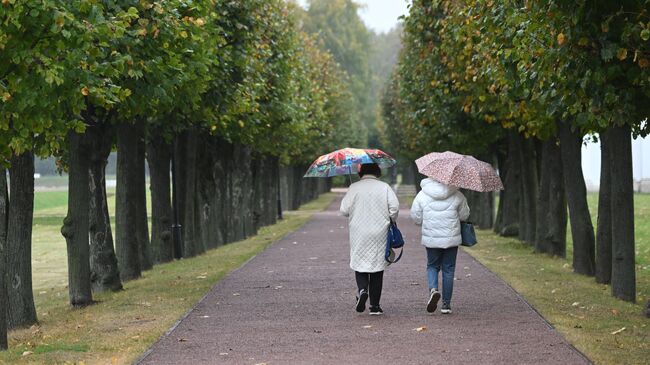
[410,178,470,314]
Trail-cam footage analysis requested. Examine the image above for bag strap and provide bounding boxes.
[386,247,403,263]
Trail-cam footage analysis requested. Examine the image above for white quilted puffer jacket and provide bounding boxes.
[410,178,470,249]
[340,175,400,272]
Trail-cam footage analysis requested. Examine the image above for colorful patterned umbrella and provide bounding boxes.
[304,148,396,178]
[415,151,503,192]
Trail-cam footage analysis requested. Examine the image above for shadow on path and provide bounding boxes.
[138,194,590,365]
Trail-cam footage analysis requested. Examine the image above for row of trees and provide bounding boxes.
[382,0,649,303]
[0,0,359,350]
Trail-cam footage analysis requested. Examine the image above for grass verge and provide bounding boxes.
[465,230,649,365]
[1,192,337,365]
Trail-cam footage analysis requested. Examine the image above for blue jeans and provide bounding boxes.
[426,246,458,304]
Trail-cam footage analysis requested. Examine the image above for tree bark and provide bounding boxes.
[519,137,538,244]
[88,125,122,293]
[535,138,567,257]
[546,140,567,257]
[181,129,203,257]
[147,137,173,263]
[609,125,635,302]
[596,130,613,284]
[493,144,507,234]
[6,152,37,328]
[61,130,94,306]
[135,130,152,270]
[535,139,551,254]
[558,122,595,276]
[115,123,142,281]
[0,166,8,349]
[173,133,187,253]
[497,132,521,237]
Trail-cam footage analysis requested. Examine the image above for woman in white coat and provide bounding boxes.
[340,163,399,315]
[410,178,470,314]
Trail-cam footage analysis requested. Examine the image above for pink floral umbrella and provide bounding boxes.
[415,151,503,192]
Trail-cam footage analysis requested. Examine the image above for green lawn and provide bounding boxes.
[3,190,337,364]
[464,193,650,365]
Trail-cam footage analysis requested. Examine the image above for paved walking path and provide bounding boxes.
[138,195,590,365]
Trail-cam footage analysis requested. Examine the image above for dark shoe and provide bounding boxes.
[356,289,368,312]
[427,289,441,313]
[369,305,384,316]
[441,302,452,314]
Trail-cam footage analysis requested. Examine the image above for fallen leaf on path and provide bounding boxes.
[465,274,472,277]
[413,326,428,332]
[196,275,207,279]
[611,327,626,335]
[274,286,283,289]
[219,353,228,356]
[611,309,619,315]
[201,315,210,318]
[178,338,188,342]
[233,293,240,296]
[571,302,580,307]
[363,325,373,329]
[551,289,558,294]
[22,351,33,356]
[410,282,419,286]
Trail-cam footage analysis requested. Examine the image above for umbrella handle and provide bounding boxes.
[348,164,352,185]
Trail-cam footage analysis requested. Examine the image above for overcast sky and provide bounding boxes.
[296,0,410,34]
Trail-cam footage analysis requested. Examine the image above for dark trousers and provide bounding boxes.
[355,271,384,306]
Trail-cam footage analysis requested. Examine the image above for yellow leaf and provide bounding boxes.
[557,33,566,46]
[2,92,11,102]
[611,327,626,335]
[616,48,628,61]
[180,31,188,38]
[238,120,245,128]
[81,87,89,96]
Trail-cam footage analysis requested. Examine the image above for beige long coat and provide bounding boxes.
[340,175,400,272]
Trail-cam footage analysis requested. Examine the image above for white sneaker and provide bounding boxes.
[427,289,441,313]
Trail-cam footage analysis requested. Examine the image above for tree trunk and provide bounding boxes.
[609,125,635,302]
[493,144,507,234]
[147,137,173,263]
[412,162,423,193]
[6,152,37,328]
[88,125,122,293]
[535,139,551,254]
[173,133,187,254]
[181,129,203,257]
[535,138,567,257]
[596,130,613,284]
[115,123,142,281]
[0,167,8,349]
[558,122,595,276]
[135,130,152,270]
[519,137,538,244]
[498,132,521,237]
[61,131,94,306]
[546,139,567,257]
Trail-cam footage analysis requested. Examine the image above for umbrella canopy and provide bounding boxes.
[415,151,503,192]
[304,148,396,178]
